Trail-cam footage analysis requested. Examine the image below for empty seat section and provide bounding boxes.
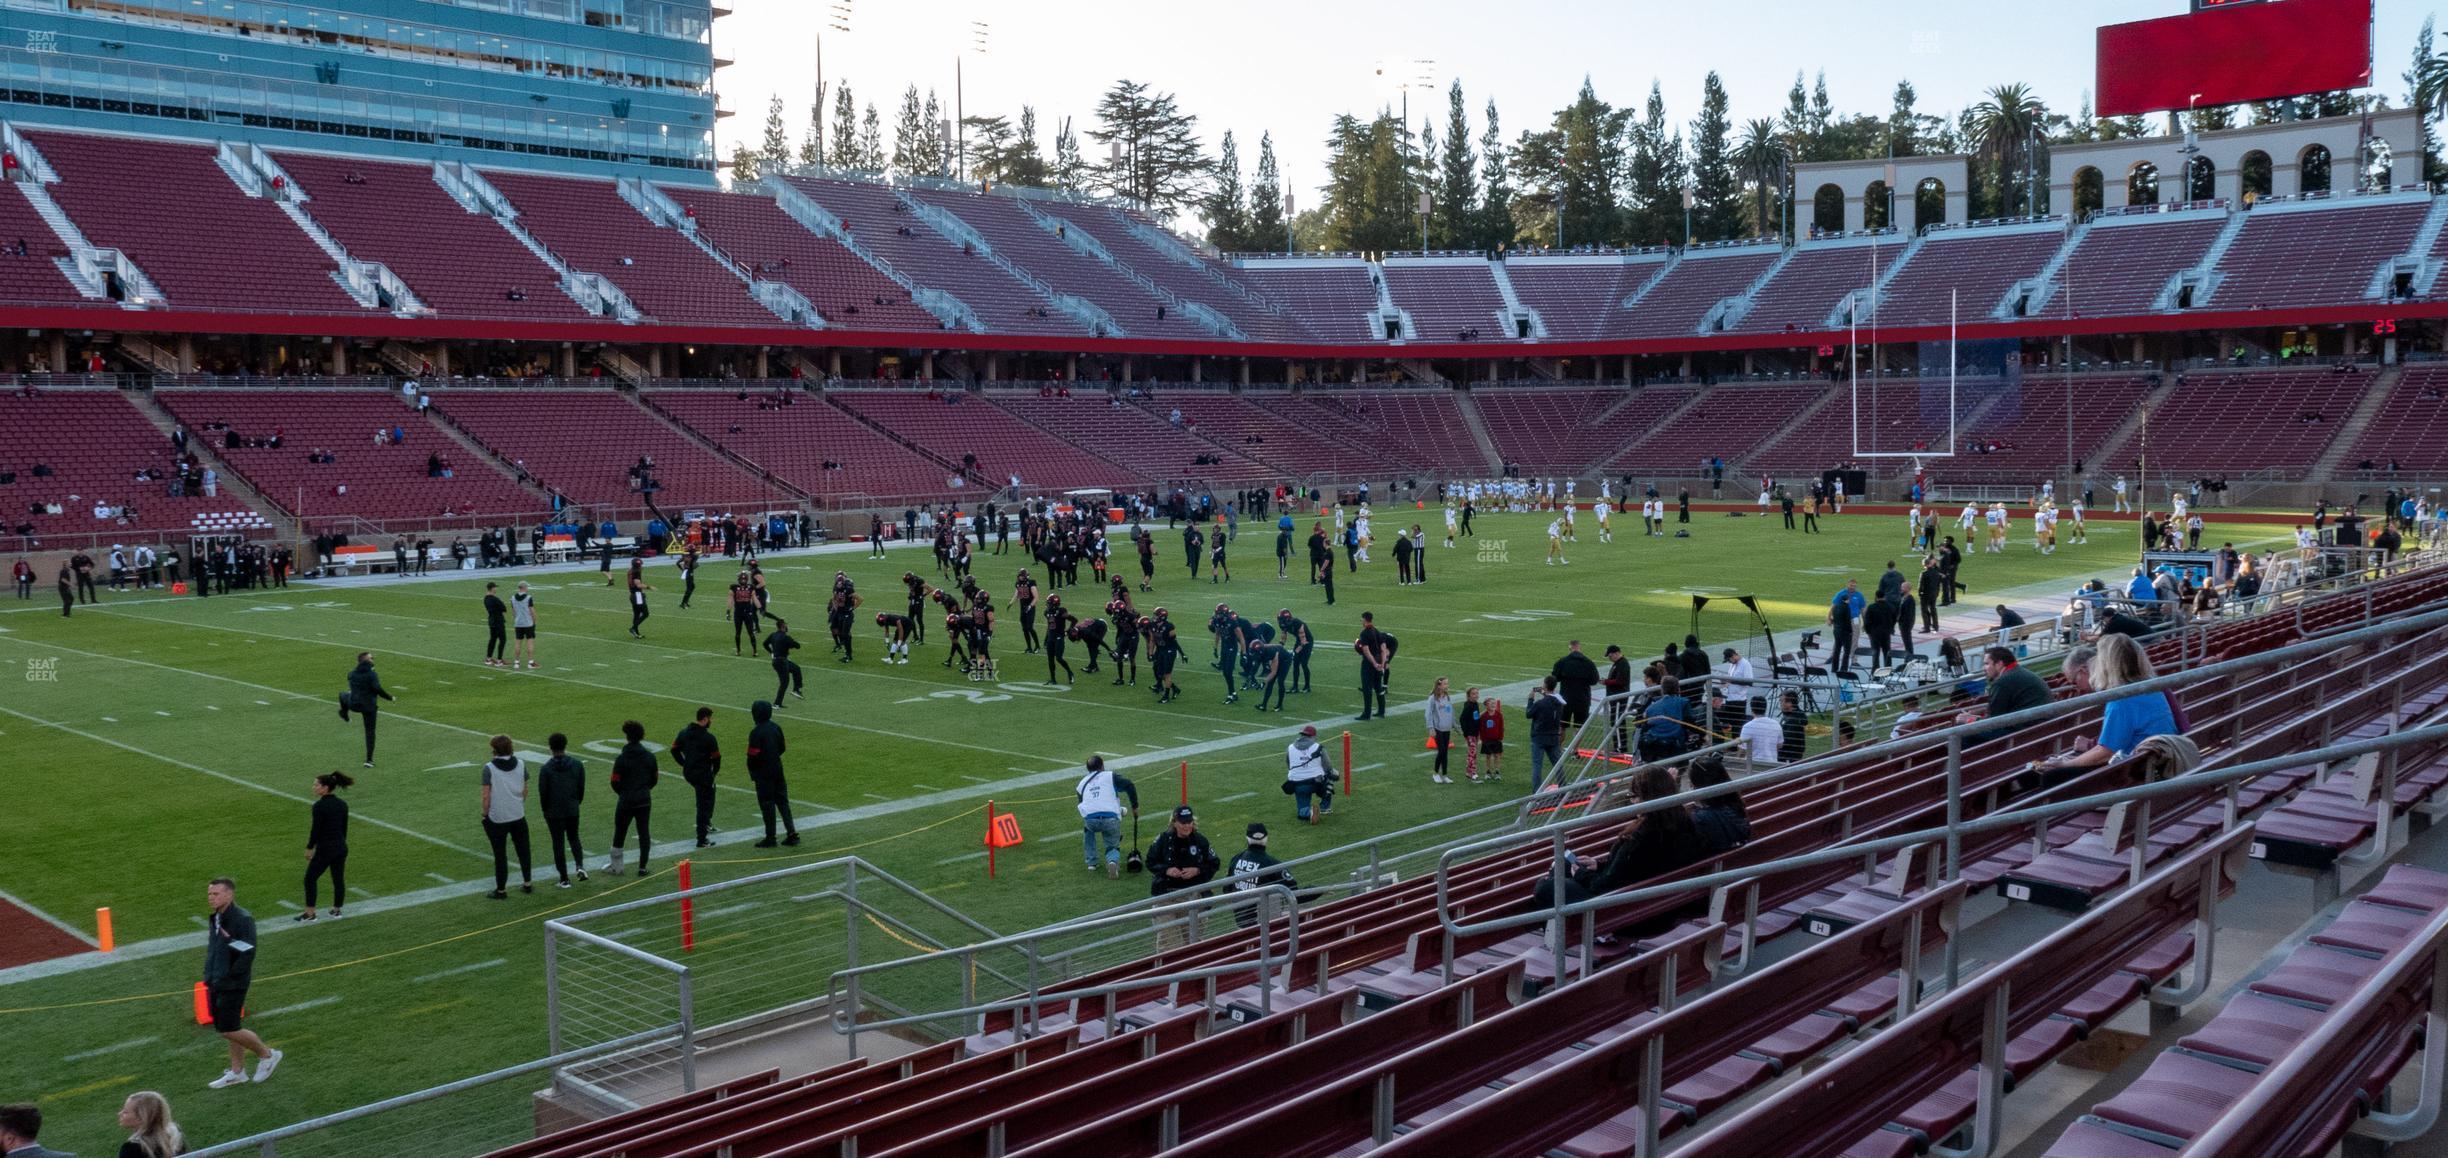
[433,390,772,509]
[2206,198,2428,312]
[1932,372,2152,481]
[647,390,953,501]
[655,185,939,332]
[784,177,1083,337]
[828,392,1128,490]
[998,394,1270,482]
[2091,367,2372,476]
[904,188,1204,340]
[1619,248,1780,338]
[1730,244,1888,333]
[1288,391,1480,470]
[272,152,596,323]
[1874,228,2067,326]
[154,390,541,520]
[26,129,357,314]
[0,390,269,536]
[1036,202,1312,341]
[479,170,777,327]
[1749,377,1965,474]
[1144,394,1396,475]
[0,185,85,307]
[1611,384,1830,472]
[1506,259,1652,341]
[1383,262,1512,341]
[2051,215,2225,317]
[1238,262,1382,342]
[1472,389,1641,474]
[2346,363,2448,473]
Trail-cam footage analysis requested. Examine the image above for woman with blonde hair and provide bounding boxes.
[1423,677,1456,784]
[118,1090,183,1157]
[2035,633,2179,775]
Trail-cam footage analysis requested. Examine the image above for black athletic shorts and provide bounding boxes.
[515,626,536,640]
[209,986,247,1032]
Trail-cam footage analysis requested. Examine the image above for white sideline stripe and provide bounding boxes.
[254,996,342,1017]
[1353,763,1386,773]
[63,1036,159,1062]
[424,873,456,884]
[412,958,507,984]
[0,888,100,948]
[1214,791,1257,803]
[0,705,490,862]
[0,634,502,741]
[936,851,990,865]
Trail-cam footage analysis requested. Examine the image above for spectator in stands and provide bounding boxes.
[2033,634,2180,775]
[1685,755,1749,853]
[1960,646,2050,741]
[116,1089,185,1158]
[1529,767,1702,910]
[1738,698,1781,768]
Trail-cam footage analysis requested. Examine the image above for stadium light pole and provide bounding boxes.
[1681,185,1694,248]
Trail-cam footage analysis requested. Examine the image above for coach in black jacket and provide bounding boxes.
[672,707,722,846]
[1550,641,1601,727]
[338,652,393,768]
[606,721,659,876]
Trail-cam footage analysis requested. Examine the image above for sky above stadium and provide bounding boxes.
[711,0,2434,207]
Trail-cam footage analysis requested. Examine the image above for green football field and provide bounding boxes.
[0,506,2284,1152]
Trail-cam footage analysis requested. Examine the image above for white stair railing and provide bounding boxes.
[764,178,981,332]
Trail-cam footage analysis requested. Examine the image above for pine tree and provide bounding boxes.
[729,142,762,186]
[892,86,928,176]
[1249,131,1288,252]
[1688,72,1741,241]
[1434,80,1478,250]
[859,104,885,171]
[963,115,1015,184]
[1780,72,1813,161]
[1477,99,1514,250]
[1202,130,1251,251]
[1628,82,1681,245]
[1085,80,1207,218]
[829,85,861,170]
[1889,80,1922,156]
[1053,117,1087,192]
[760,94,792,176]
[922,90,946,176]
[1004,106,1052,188]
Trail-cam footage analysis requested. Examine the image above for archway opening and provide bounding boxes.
[2183,155,2216,202]
[2072,166,2104,218]
[1914,178,1947,232]
[2239,151,2272,203]
[2127,161,2160,207]
[1811,183,1845,236]
[1863,180,1891,231]
[2299,144,2332,195]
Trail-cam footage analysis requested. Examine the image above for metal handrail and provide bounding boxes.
[1430,601,2448,925]
[546,854,999,944]
[828,885,1301,1042]
[1452,720,2448,945]
[185,1026,684,1157]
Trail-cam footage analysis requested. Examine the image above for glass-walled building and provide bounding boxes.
[0,0,722,181]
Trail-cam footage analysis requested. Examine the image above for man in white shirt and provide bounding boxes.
[1738,709,1782,768]
[1718,648,1756,700]
[1074,756,1140,877]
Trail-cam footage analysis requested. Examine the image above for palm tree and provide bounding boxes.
[1733,119,1786,239]
[1969,83,2048,216]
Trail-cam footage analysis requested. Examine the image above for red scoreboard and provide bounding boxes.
[2097,0,2374,117]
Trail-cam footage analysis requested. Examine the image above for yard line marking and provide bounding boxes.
[960,774,994,783]
[63,1036,159,1063]
[0,706,489,862]
[74,607,1077,765]
[695,901,761,920]
[1215,791,1257,803]
[1353,762,1386,773]
[862,792,892,801]
[204,705,220,711]
[190,916,209,928]
[910,783,942,791]
[254,996,342,1017]
[37,1074,133,1101]
[0,888,100,948]
[99,716,118,723]
[153,710,172,716]
[424,872,456,884]
[1135,743,1166,750]
[604,925,651,940]
[0,635,502,741]
[936,851,989,865]
[274,900,302,910]
[1005,765,1038,773]
[411,958,507,984]
[348,887,374,898]
[1210,728,1240,736]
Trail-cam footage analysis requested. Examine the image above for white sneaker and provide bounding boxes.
[254,1048,283,1082]
[209,1069,250,1089]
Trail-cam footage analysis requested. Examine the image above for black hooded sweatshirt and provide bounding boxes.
[746,700,786,782]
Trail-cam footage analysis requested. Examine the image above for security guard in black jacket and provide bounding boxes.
[1224,823,1297,929]
[1146,807,1218,898]
[671,707,722,846]
[766,617,804,702]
